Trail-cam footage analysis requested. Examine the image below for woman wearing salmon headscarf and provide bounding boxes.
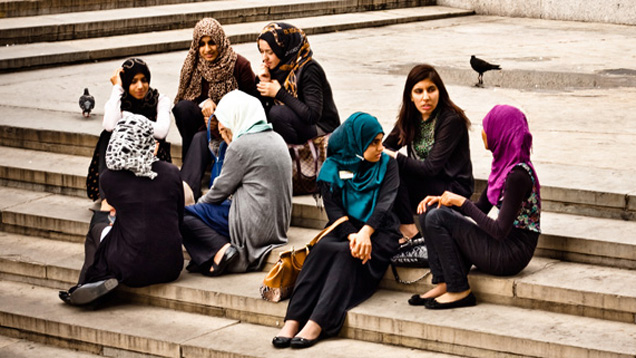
[411,105,541,309]
[255,22,340,144]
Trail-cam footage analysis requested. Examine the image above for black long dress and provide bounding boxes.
[284,158,400,336]
[80,161,184,287]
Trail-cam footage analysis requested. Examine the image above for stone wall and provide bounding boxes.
[436,0,636,25]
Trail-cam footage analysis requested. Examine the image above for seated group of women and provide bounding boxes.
[61,17,541,351]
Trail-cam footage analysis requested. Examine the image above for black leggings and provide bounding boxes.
[419,206,538,292]
[173,100,205,159]
[268,105,317,144]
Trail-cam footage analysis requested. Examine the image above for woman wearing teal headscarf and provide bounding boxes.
[182,90,292,277]
[272,112,401,349]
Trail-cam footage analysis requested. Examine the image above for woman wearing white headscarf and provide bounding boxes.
[181,90,292,276]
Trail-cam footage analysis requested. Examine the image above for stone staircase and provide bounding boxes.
[1,0,636,356]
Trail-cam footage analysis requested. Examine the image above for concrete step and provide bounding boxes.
[0,0,222,18]
[1,280,459,358]
[0,6,473,70]
[2,273,636,357]
[0,0,437,45]
[0,334,104,358]
[1,139,635,224]
[3,228,636,324]
[1,184,636,269]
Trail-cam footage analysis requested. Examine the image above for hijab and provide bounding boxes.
[257,22,313,99]
[214,90,272,139]
[483,105,540,205]
[317,112,389,222]
[175,18,238,104]
[106,114,159,179]
[119,58,159,121]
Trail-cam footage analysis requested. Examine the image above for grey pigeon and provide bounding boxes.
[79,88,95,117]
[470,55,501,86]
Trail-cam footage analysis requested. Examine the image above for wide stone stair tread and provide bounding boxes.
[0,0,228,18]
[2,230,636,324]
[0,280,461,358]
[0,0,350,39]
[0,6,473,70]
[1,184,636,269]
[0,334,105,358]
[1,278,635,357]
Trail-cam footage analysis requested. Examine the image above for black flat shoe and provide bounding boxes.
[58,290,72,304]
[425,292,476,310]
[408,294,433,306]
[290,336,320,349]
[208,245,238,277]
[272,336,292,348]
[68,278,119,306]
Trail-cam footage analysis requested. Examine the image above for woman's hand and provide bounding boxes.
[417,191,466,214]
[257,63,271,82]
[257,79,282,98]
[110,68,123,86]
[201,99,217,119]
[383,148,398,159]
[348,227,373,265]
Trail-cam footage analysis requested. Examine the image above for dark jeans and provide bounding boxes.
[269,105,317,145]
[181,213,229,274]
[419,206,538,293]
[393,171,448,225]
[173,100,205,159]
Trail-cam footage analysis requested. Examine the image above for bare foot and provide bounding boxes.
[296,320,322,340]
[434,289,471,303]
[417,283,447,299]
[276,320,300,338]
[209,243,231,274]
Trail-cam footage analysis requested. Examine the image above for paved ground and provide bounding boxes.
[1,14,635,195]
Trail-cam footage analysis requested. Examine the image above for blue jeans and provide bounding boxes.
[419,206,538,292]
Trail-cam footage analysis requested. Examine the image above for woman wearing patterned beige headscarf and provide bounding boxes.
[173,18,257,160]
[256,22,340,145]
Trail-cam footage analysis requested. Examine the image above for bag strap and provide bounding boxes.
[308,216,349,247]
[390,264,431,285]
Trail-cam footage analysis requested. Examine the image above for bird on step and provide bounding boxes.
[79,88,95,117]
[470,55,501,87]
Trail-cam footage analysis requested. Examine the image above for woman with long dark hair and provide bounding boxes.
[383,64,474,242]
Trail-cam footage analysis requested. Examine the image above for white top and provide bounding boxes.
[102,85,172,140]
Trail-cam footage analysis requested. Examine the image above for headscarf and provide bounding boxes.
[257,22,313,99]
[214,90,272,139]
[483,105,540,205]
[174,18,238,104]
[317,112,389,222]
[119,58,159,121]
[106,114,159,179]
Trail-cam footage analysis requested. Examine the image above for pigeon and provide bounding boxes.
[79,88,95,117]
[470,55,501,87]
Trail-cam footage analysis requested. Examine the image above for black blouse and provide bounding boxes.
[384,107,474,197]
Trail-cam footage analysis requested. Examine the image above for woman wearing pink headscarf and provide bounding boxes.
[410,105,541,309]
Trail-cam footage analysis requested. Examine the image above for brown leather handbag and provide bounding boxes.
[260,216,349,302]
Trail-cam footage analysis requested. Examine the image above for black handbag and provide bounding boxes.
[390,237,430,284]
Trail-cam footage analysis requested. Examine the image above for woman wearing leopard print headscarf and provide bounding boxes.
[173,18,257,160]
